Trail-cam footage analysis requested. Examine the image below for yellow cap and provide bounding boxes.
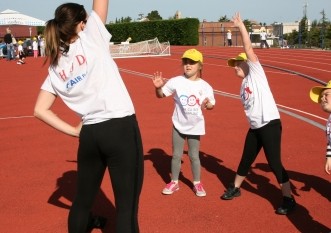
[181,49,203,63]
[227,52,247,67]
[310,80,331,103]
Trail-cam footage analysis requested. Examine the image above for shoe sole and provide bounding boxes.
[220,193,241,200]
[162,187,179,195]
[275,206,296,215]
[195,193,206,197]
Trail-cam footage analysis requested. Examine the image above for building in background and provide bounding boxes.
[0,9,45,39]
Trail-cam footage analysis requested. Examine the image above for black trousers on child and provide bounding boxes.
[68,115,144,233]
[237,119,289,184]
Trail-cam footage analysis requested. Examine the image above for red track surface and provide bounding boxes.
[0,47,330,233]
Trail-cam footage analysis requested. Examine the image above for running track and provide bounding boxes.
[0,46,330,233]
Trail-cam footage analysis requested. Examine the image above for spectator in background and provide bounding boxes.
[17,40,26,65]
[227,30,232,46]
[32,37,38,58]
[260,30,269,49]
[4,28,14,61]
[39,37,45,57]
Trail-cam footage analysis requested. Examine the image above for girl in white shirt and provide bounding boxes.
[220,12,296,216]
[309,81,331,174]
[152,49,215,197]
[33,1,143,232]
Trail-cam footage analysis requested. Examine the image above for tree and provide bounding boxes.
[115,17,132,23]
[218,15,230,22]
[284,9,331,49]
[146,10,162,21]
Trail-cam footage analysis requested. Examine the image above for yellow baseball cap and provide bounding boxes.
[227,52,247,67]
[182,49,203,63]
[310,80,331,103]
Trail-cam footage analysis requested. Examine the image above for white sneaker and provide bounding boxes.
[193,183,206,197]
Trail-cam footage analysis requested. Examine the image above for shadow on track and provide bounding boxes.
[48,169,116,233]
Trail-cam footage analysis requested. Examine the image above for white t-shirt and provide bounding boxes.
[32,40,38,50]
[41,11,135,125]
[326,115,331,157]
[162,76,215,135]
[17,44,23,52]
[227,32,232,40]
[240,60,280,129]
[260,32,267,40]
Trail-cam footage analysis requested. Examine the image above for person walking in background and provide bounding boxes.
[152,49,215,197]
[260,30,269,49]
[220,12,296,215]
[32,37,38,58]
[4,28,14,61]
[227,30,232,46]
[309,81,331,174]
[33,1,144,232]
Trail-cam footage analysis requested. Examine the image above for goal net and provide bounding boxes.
[110,37,171,58]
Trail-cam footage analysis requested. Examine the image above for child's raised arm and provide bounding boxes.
[232,12,257,63]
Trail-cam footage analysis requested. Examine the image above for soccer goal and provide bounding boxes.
[109,37,170,58]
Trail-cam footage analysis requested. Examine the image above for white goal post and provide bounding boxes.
[109,37,171,58]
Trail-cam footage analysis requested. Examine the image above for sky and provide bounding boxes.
[0,0,330,24]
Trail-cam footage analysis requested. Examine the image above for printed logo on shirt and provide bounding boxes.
[58,55,86,81]
[241,83,253,110]
[66,73,87,92]
[179,94,201,115]
[54,54,87,92]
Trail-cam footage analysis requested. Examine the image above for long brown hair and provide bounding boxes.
[44,3,87,66]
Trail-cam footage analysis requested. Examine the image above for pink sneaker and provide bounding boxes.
[193,183,206,197]
[162,181,179,195]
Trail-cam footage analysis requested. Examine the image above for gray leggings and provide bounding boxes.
[171,127,201,181]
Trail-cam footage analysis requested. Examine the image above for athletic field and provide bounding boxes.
[0,46,330,232]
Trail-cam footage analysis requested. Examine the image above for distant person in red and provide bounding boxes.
[310,81,331,174]
[32,37,38,58]
[220,12,296,215]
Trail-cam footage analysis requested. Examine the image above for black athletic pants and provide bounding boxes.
[237,119,289,184]
[68,115,144,233]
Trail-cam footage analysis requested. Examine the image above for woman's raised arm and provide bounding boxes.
[93,0,109,23]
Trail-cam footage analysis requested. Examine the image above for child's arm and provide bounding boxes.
[152,71,166,98]
[232,12,257,63]
[326,158,331,174]
[201,98,214,110]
